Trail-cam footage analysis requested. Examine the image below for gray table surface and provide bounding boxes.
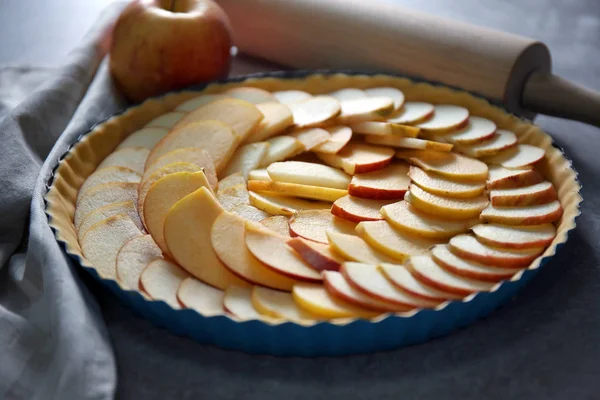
[1,0,599,399]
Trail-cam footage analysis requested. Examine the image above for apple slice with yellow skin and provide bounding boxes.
[261,135,304,166]
[267,161,351,189]
[440,116,497,144]
[145,111,185,129]
[365,135,453,152]
[381,201,477,239]
[455,130,517,158]
[405,150,489,181]
[260,215,292,237]
[140,259,189,309]
[415,105,470,134]
[408,256,495,297]
[248,168,271,181]
[379,263,462,302]
[337,97,395,123]
[244,102,294,143]
[116,234,163,291]
[78,200,143,240]
[487,165,543,190]
[293,283,380,319]
[273,90,312,105]
[245,223,323,282]
[350,121,420,138]
[356,220,440,262]
[471,223,556,250]
[408,185,489,220]
[164,187,249,289]
[216,183,250,211]
[328,88,366,101]
[364,87,405,110]
[144,147,217,189]
[251,286,317,321]
[175,94,230,112]
[432,244,517,282]
[289,209,356,244]
[348,163,410,200]
[74,182,139,231]
[224,87,277,104]
[483,144,545,169]
[490,181,557,207]
[232,204,270,222]
[289,95,341,128]
[317,143,395,174]
[408,166,485,198]
[480,200,563,225]
[342,262,440,309]
[312,126,353,154]
[224,286,263,320]
[98,147,149,174]
[173,98,264,142]
[177,277,225,316]
[220,141,270,179]
[145,120,238,172]
[144,170,213,253]
[331,195,392,222]
[247,180,347,202]
[78,166,141,201]
[287,237,344,272]
[387,102,434,125]
[211,212,298,291]
[449,234,543,267]
[288,127,331,150]
[217,172,245,192]
[326,231,397,264]
[117,127,169,150]
[81,214,143,280]
[249,191,330,216]
[323,270,397,312]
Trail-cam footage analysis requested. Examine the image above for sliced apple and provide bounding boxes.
[289,95,341,128]
[211,212,297,290]
[337,97,395,123]
[365,135,453,152]
[364,87,405,110]
[117,127,169,150]
[408,255,495,296]
[140,259,189,309]
[175,94,230,112]
[331,195,392,222]
[220,141,270,179]
[232,204,270,222]
[328,88,366,101]
[432,244,516,282]
[98,147,149,174]
[245,223,323,282]
[145,120,237,172]
[78,166,141,201]
[455,130,517,158]
[261,135,304,166]
[224,286,262,320]
[288,127,330,150]
[249,191,329,216]
[293,283,379,319]
[471,223,556,249]
[387,102,435,125]
[289,209,356,244]
[224,86,277,104]
[480,200,563,225]
[379,263,461,302]
[312,126,353,154]
[273,90,312,105]
[248,168,271,181]
[144,170,212,253]
[317,143,394,174]
[244,102,294,143]
[381,201,477,239]
[78,200,143,240]
[487,165,543,190]
[348,163,410,200]
[251,286,316,320]
[408,166,485,198]
[177,277,225,316]
[260,215,292,237]
[217,172,246,192]
[408,185,489,219]
[247,180,347,202]
[350,121,420,138]
[74,182,139,231]
[116,234,163,291]
[144,147,217,190]
[326,231,397,264]
[323,270,397,312]
[342,262,439,309]
[267,161,351,189]
[490,181,557,207]
[483,144,545,169]
[145,111,185,129]
[356,220,440,262]
[217,183,250,211]
[287,237,344,272]
[406,151,489,181]
[415,105,469,133]
[81,214,143,280]
[441,116,497,144]
[449,234,543,267]
[174,98,263,142]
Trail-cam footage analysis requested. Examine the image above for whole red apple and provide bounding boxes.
[110,0,233,102]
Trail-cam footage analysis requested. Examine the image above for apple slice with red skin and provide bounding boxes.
[441,116,497,144]
[288,128,331,150]
[312,126,353,154]
[348,163,410,200]
[289,209,356,244]
[404,150,489,182]
[331,195,393,222]
[449,234,543,267]
[483,144,545,169]
[431,244,517,282]
[292,283,379,319]
[487,165,544,190]
[490,181,557,207]
[337,97,395,123]
[323,270,397,312]
[350,121,420,138]
[364,87,405,110]
[415,105,469,134]
[379,263,462,302]
[289,96,341,128]
[407,185,489,220]
[365,136,453,152]
[317,143,395,174]
[480,200,563,225]
[177,277,225,316]
[455,130,517,158]
[471,223,556,250]
[287,237,344,272]
[408,166,485,199]
[387,102,434,125]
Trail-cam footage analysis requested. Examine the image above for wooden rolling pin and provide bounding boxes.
[217,0,600,126]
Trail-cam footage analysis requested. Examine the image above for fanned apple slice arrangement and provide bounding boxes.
[75,84,563,323]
